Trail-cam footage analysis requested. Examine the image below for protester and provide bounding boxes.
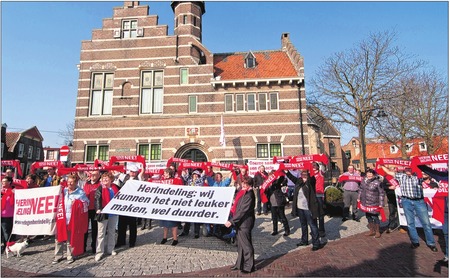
[225,175,256,274]
[254,165,269,215]
[265,171,290,236]
[180,169,207,238]
[39,167,61,187]
[358,169,384,238]
[94,172,120,262]
[381,167,400,233]
[380,165,439,252]
[53,174,89,264]
[340,165,361,222]
[25,174,39,189]
[81,170,101,253]
[286,170,325,251]
[312,162,326,237]
[1,176,15,253]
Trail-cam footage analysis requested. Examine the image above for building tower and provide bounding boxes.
[171,1,205,42]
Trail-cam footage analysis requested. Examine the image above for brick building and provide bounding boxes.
[72,1,342,172]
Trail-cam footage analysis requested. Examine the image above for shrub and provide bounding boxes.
[325,186,343,203]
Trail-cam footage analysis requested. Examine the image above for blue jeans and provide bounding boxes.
[401,197,436,246]
[297,208,320,247]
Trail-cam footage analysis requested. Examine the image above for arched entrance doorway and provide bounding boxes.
[175,143,208,162]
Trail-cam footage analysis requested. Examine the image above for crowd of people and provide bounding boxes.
[1,157,448,273]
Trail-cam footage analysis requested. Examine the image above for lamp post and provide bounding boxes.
[357,107,387,173]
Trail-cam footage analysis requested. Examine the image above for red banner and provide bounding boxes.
[1,160,23,177]
[30,161,62,174]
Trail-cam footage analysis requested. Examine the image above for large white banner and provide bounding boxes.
[102,180,235,224]
[395,186,448,229]
[12,186,61,235]
[247,160,279,177]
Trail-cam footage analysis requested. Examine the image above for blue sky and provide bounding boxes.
[2,1,448,148]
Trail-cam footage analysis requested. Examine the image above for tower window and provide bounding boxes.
[244,51,256,68]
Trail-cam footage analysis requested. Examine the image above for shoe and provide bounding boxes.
[67,258,74,264]
[194,234,199,239]
[353,218,360,222]
[271,231,278,236]
[312,242,327,251]
[115,243,124,248]
[264,212,269,215]
[241,270,253,274]
[95,254,102,262]
[111,251,117,256]
[439,257,449,266]
[179,232,188,237]
[342,217,348,222]
[140,225,147,230]
[230,266,239,270]
[296,241,309,246]
[160,238,168,244]
[427,245,438,252]
[386,228,391,234]
[129,244,135,248]
[411,243,420,249]
[399,228,408,234]
[51,259,59,264]
[283,232,290,236]
[256,212,261,216]
[171,240,178,246]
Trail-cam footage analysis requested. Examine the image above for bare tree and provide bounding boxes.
[309,30,423,172]
[58,122,74,146]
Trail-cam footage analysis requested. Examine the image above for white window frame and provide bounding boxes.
[225,94,234,112]
[90,72,114,116]
[47,150,56,160]
[36,147,41,160]
[188,95,197,113]
[18,143,24,158]
[405,143,413,153]
[27,146,33,159]
[85,145,109,163]
[137,143,162,161]
[269,92,279,110]
[258,93,267,111]
[236,94,245,112]
[122,19,138,38]
[180,68,189,85]
[390,145,398,154]
[141,70,164,114]
[247,94,256,111]
[256,143,282,159]
[419,142,427,151]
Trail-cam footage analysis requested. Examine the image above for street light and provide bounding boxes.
[357,107,387,173]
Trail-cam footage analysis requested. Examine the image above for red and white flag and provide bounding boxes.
[219,114,226,148]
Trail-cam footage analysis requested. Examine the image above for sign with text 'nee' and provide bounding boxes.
[101,180,235,224]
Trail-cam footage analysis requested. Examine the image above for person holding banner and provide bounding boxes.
[94,172,120,262]
[340,165,361,222]
[254,165,269,216]
[380,165,439,252]
[39,167,61,187]
[287,170,324,251]
[357,169,385,238]
[265,171,290,236]
[312,162,326,237]
[225,175,256,274]
[25,174,39,189]
[1,176,15,253]
[53,174,89,264]
[81,170,101,254]
[180,170,207,238]
[381,167,400,234]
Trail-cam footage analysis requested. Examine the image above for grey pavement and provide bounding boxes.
[1,205,371,277]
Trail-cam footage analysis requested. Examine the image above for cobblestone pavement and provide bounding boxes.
[2,207,448,277]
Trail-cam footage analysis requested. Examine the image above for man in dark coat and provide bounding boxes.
[286,169,325,251]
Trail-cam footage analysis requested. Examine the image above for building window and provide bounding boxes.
[405,143,413,153]
[18,143,24,158]
[345,150,351,159]
[141,70,163,114]
[258,93,267,111]
[244,52,256,68]
[85,145,109,163]
[91,72,113,116]
[36,147,41,160]
[247,94,256,111]
[236,94,245,111]
[329,141,336,157]
[183,15,188,24]
[47,150,56,160]
[122,19,138,38]
[27,146,34,159]
[189,95,197,113]
[390,145,398,154]
[225,94,233,112]
[138,144,162,161]
[193,16,197,26]
[180,68,188,84]
[269,92,279,110]
[256,143,282,158]
[419,142,427,151]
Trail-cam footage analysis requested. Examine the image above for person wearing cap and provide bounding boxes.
[179,169,207,238]
[116,163,142,248]
[380,165,439,252]
[357,169,384,238]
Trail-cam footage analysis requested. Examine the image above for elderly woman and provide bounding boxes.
[94,172,119,262]
[53,174,89,264]
[358,169,385,238]
[225,175,256,274]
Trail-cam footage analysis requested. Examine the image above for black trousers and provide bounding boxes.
[234,226,255,272]
[270,205,289,233]
[84,210,98,252]
[117,215,137,247]
[1,217,14,245]
[183,222,201,236]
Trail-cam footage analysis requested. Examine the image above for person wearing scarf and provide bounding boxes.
[1,176,15,253]
[357,169,385,238]
[254,165,269,216]
[53,174,89,264]
[94,172,119,262]
[225,175,256,274]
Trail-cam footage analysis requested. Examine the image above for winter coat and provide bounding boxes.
[358,177,384,208]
